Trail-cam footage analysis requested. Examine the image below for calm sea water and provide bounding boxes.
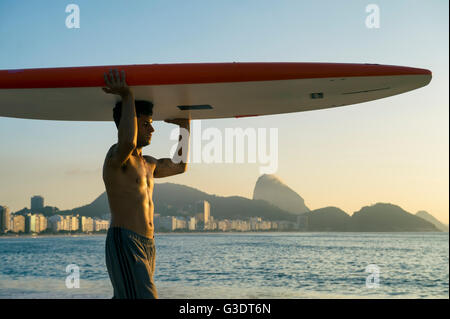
[0,232,448,299]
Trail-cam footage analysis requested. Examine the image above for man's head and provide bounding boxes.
[113,100,155,147]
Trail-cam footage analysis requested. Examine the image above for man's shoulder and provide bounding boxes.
[104,144,123,168]
[106,144,118,157]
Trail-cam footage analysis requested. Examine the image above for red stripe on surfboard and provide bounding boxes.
[0,63,432,89]
[234,114,259,118]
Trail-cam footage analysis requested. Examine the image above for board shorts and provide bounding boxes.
[105,227,158,299]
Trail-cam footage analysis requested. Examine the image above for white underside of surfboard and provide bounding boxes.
[0,74,431,121]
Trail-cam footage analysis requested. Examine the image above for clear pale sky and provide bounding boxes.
[0,0,448,224]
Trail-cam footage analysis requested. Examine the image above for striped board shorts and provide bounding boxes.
[105,227,158,299]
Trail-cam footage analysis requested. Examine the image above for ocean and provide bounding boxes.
[0,232,448,299]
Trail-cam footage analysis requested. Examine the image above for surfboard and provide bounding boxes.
[0,62,431,121]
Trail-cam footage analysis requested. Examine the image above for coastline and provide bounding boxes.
[0,230,446,238]
[0,232,107,238]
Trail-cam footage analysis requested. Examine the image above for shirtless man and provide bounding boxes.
[101,69,190,299]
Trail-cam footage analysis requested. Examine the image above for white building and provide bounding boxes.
[11,214,25,233]
[81,216,94,232]
[218,219,232,232]
[35,214,47,232]
[0,206,10,233]
[62,215,79,231]
[231,220,250,231]
[155,216,189,231]
[175,217,187,230]
[195,200,211,229]
[25,214,38,233]
[259,220,271,231]
[157,216,177,231]
[188,217,196,231]
[249,217,262,230]
[93,219,109,231]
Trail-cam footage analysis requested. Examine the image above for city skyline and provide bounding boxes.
[0,184,449,231]
[0,1,448,224]
[1,198,293,234]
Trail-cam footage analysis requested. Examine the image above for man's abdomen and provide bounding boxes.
[109,199,155,239]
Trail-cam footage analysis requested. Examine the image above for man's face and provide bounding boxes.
[137,115,154,147]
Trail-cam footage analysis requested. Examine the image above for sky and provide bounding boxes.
[0,0,448,224]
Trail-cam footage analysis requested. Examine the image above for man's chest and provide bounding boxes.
[121,156,156,188]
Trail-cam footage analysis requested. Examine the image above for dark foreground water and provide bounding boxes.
[0,232,448,299]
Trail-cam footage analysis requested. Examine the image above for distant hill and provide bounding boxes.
[298,204,440,232]
[416,211,449,232]
[351,203,439,232]
[14,206,60,217]
[25,182,442,232]
[252,174,309,214]
[58,183,298,222]
[301,207,352,231]
[59,192,111,218]
[153,183,297,221]
[13,207,32,216]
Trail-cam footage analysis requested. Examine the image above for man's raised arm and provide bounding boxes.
[103,69,137,167]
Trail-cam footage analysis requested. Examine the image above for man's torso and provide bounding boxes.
[102,144,156,238]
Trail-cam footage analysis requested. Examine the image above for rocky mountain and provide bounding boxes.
[416,211,449,232]
[300,207,352,231]
[351,203,439,232]
[252,174,309,214]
